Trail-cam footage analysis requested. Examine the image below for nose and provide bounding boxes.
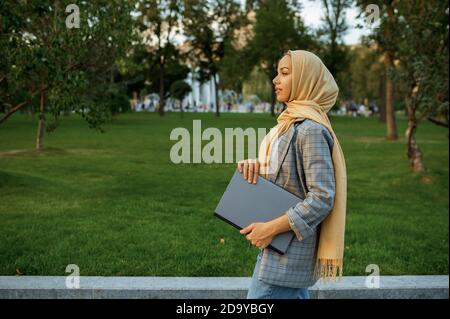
[272,76,278,85]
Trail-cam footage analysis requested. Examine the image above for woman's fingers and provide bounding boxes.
[240,223,255,235]
[238,159,259,184]
[253,160,260,184]
[237,160,243,173]
[247,159,258,184]
[243,160,248,179]
[247,159,254,183]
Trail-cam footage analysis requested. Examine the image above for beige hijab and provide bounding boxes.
[258,49,347,283]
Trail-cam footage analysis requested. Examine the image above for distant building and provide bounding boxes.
[182,67,218,112]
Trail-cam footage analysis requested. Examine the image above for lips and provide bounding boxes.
[275,88,282,95]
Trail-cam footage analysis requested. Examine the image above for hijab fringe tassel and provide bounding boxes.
[313,258,344,284]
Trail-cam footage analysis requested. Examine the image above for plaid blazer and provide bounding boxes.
[256,118,336,288]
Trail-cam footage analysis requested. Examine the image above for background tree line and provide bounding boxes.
[0,0,448,172]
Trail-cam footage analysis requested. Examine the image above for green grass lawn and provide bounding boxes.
[0,112,448,277]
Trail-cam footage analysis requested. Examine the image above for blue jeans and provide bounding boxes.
[246,253,310,299]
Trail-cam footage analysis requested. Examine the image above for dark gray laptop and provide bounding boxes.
[214,169,302,255]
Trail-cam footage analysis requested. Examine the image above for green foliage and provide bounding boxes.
[247,0,314,77]
[356,0,449,125]
[183,0,247,86]
[242,0,315,112]
[242,66,272,102]
[170,80,191,102]
[218,35,254,94]
[314,0,352,106]
[0,0,135,130]
[338,45,383,102]
[133,0,189,114]
[391,0,449,124]
[103,84,132,116]
[120,42,190,99]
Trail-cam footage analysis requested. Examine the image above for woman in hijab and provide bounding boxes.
[238,50,347,299]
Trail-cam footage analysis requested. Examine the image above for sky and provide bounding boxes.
[300,0,372,45]
[170,0,372,46]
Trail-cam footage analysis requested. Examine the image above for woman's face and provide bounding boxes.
[272,55,292,103]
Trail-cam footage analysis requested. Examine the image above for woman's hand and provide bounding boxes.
[240,222,276,249]
[237,159,259,184]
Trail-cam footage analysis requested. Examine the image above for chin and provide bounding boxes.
[275,94,283,101]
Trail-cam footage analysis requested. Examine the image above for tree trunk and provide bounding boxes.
[214,73,220,117]
[405,94,425,172]
[179,99,184,119]
[158,61,165,117]
[36,87,46,151]
[378,70,386,123]
[384,52,398,140]
[384,0,398,140]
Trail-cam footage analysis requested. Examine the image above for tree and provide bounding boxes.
[0,0,135,150]
[246,0,315,116]
[136,0,184,116]
[118,41,190,108]
[170,80,191,117]
[357,0,448,171]
[243,65,274,103]
[316,0,352,76]
[217,10,256,101]
[392,0,448,172]
[183,0,247,117]
[356,0,398,139]
[338,44,384,105]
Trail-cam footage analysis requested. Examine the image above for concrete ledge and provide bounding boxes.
[0,276,448,299]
